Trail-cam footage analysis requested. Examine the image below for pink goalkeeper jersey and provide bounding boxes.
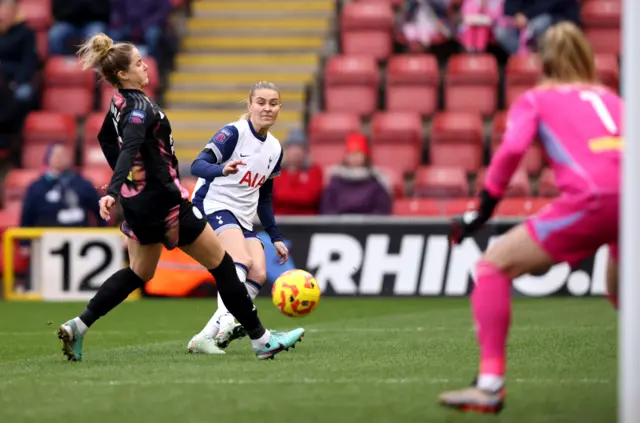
[485,83,622,198]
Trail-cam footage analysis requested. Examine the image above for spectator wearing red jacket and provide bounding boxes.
[273,130,323,216]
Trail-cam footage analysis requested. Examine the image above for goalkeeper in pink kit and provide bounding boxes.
[438,22,622,414]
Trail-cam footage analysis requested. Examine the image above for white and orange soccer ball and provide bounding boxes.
[271,269,321,317]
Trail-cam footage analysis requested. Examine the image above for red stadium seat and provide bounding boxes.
[474,167,531,197]
[4,169,40,203]
[370,112,422,146]
[538,168,559,197]
[21,143,50,169]
[44,56,96,90]
[595,54,619,92]
[442,197,478,216]
[3,200,23,212]
[494,197,551,217]
[308,113,361,145]
[36,30,48,61]
[582,0,621,54]
[392,198,441,216]
[505,54,541,107]
[82,139,110,169]
[83,113,104,145]
[413,166,469,197]
[309,144,346,168]
[42,87,93,117]
[429,112,483,172]
[18,0,52,31]
[340,2,394,59]
[582,0,621,26]
[143,56,160,93]
[324,55,380,117]
[445,54,498,115]
[81,167,112,189]
[23,112,77,145]
[386,54,439,115]
[490,111,543,175]
[371,142,421,175]
[377,166,405,197]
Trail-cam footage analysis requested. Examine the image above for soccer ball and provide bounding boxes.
[272,269,321,317]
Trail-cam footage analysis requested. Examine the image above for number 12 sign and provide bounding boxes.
[41,232,125,301]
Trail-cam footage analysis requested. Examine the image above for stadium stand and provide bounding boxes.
[0,0,623,274]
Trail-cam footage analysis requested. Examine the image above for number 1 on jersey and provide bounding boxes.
[580,90,622,153]
[580,91,618,134]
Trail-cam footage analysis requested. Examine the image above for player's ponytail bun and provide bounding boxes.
[77,33,135,88]
[78,33,114,71]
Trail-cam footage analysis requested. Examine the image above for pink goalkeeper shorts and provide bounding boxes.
[525,192,619,266]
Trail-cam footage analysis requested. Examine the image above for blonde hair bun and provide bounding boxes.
[78,33,114,71]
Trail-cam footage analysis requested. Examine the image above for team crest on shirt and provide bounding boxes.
[214,128,232,143]
[129,109,146,124]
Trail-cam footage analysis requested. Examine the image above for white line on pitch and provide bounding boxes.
[0,377,613,387]
[0,325,613,337]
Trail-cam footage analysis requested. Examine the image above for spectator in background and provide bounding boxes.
[109,0,173,60]
[400,0,455,52]
[20,143,106,228]
[459,0,507,53]
[495,0,580,55]
[320,133,392,216]
[0,0,37,157]
[273,130,323,216]
[49,0,109,55]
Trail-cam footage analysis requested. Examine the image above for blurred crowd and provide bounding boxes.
[0,0,587,232]
[0,0,178,166]
[399,0,580,56]
[273,0,582,217]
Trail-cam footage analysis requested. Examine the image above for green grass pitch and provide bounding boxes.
[0,297,615,423]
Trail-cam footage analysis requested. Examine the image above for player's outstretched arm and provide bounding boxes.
[449,93,538,245]
[484,92,538,199]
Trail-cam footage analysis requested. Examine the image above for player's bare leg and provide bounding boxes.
[438,225,554,414]
[182,225,303,360]
[215,238,266,349]
[188,228,252,354]
[58,239,161,361]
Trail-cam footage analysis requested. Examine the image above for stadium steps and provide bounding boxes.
[191,0,335,18]
[167,0,331,163]
[187,18,331,36]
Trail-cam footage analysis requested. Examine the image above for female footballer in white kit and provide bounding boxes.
[187,81,289,354]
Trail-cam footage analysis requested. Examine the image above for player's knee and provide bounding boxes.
[249,267,267,284]
[235,256,253,270]
[129,265,156,283]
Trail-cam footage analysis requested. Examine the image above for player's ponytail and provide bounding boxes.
[77,33,135,88]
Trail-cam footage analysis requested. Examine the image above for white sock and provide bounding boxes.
[477,374,504,392]
[244,279,262,300]
[72,317,88,335]
[199,312,221,338]
[200,263,249,337]
[250,330,271,350]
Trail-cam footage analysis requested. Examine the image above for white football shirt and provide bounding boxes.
[191,119,283,230]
